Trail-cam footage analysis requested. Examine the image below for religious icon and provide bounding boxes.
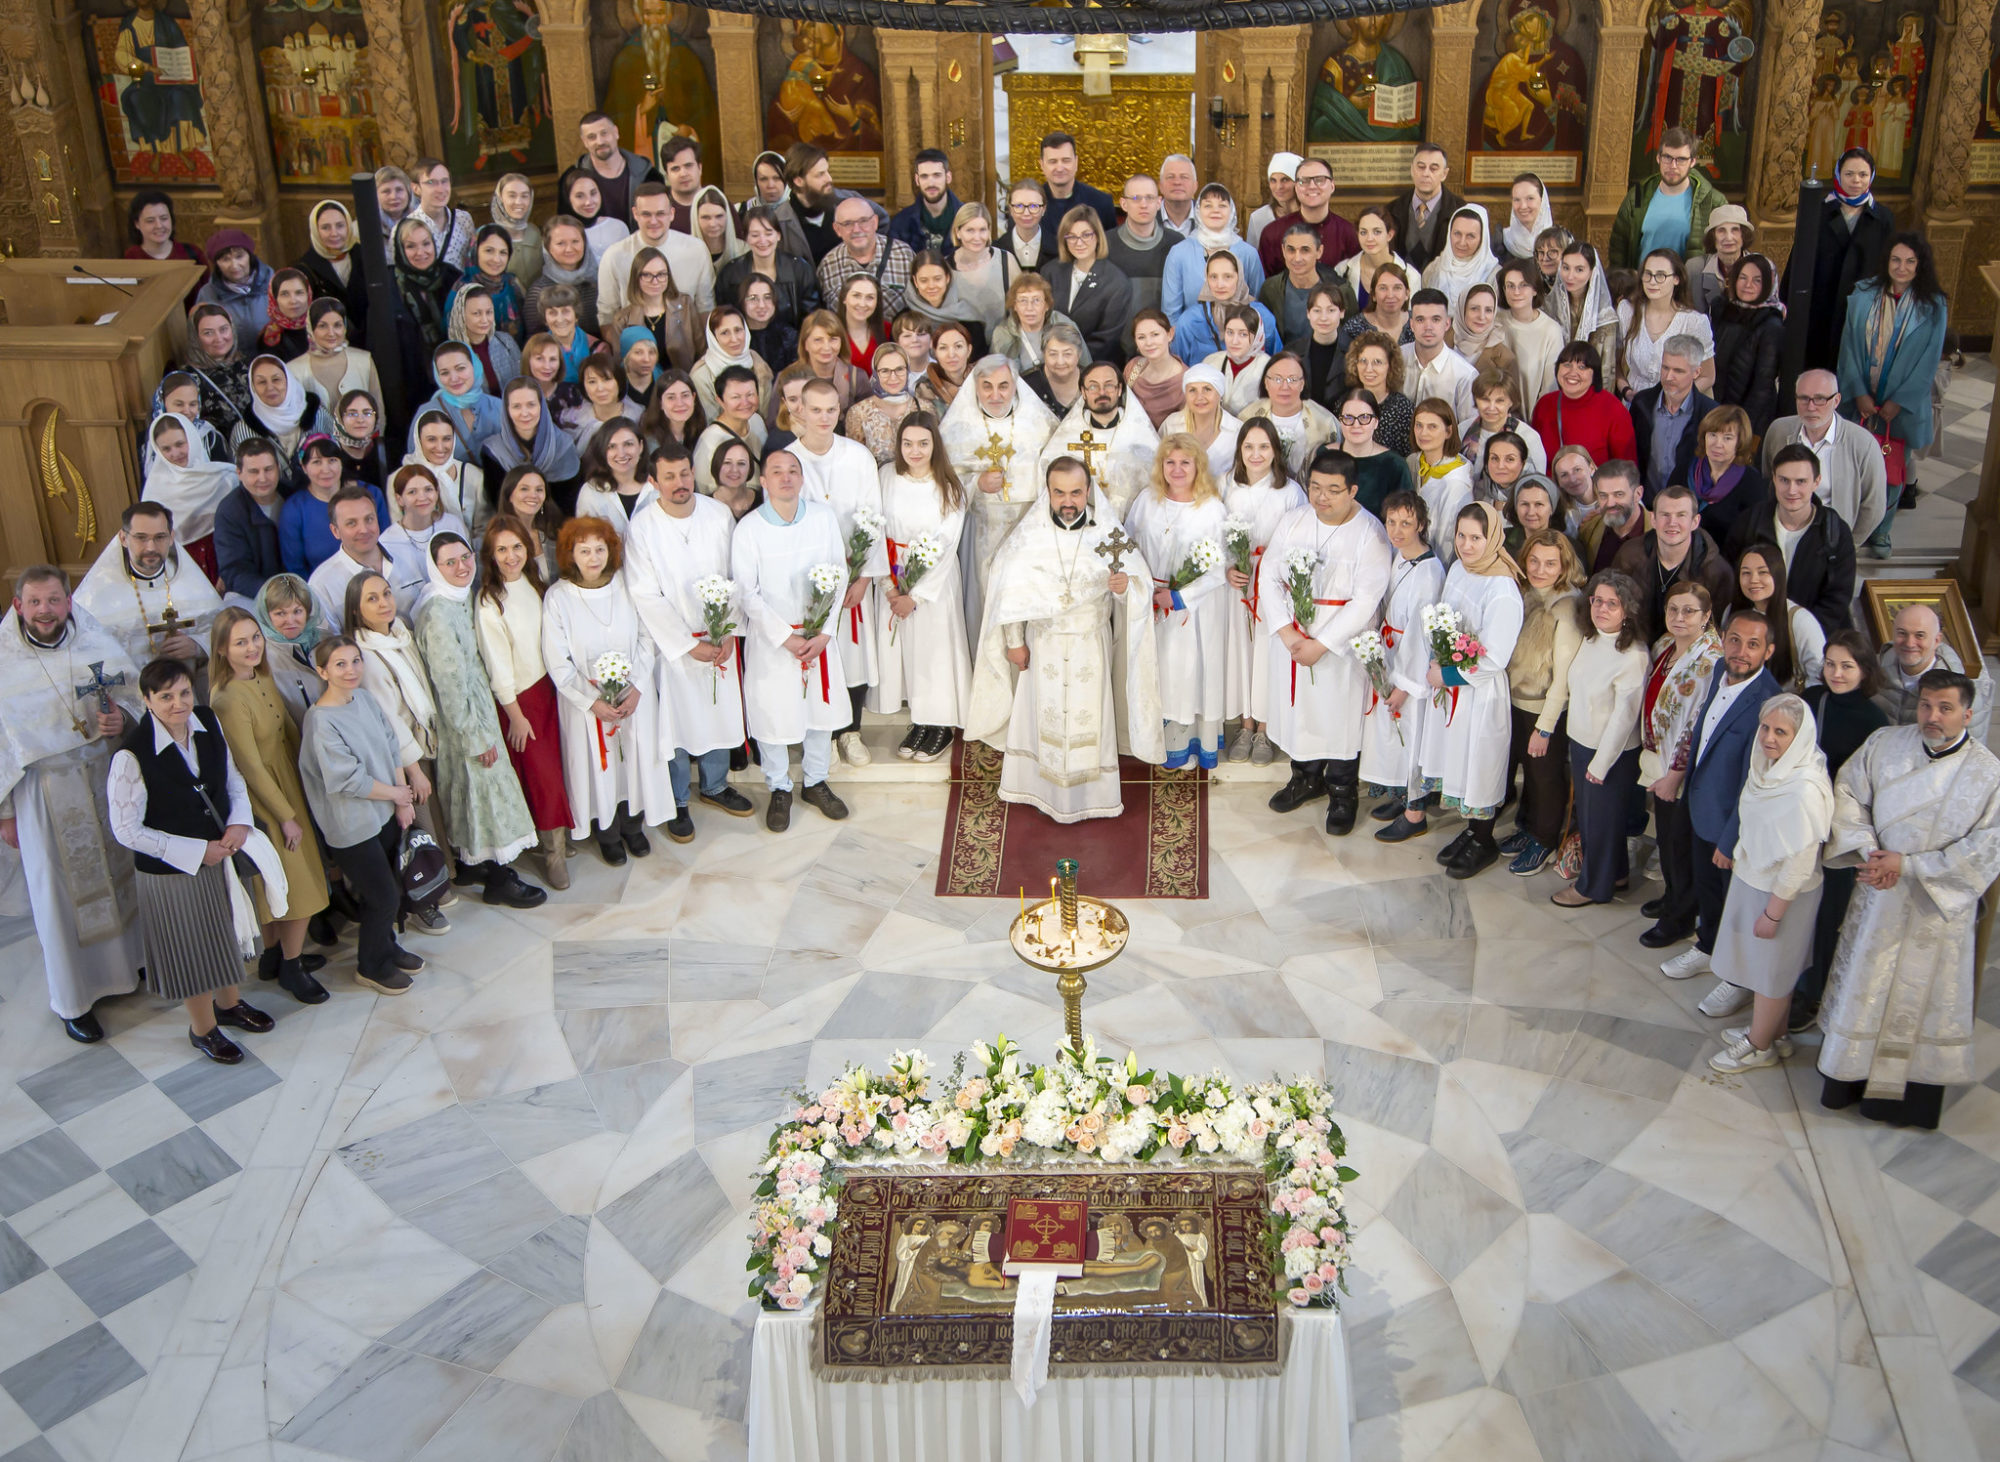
[1307,14,1423,144]
[1807,73,1843,180]
[1631,0,1758,188]
[87,0,214,185]
[1470,0,1590,157]
[598,0,721,170]
[255,3,382,185]
[1806,6,1931,186]
[440,0,555,173]
[764,20,883,155]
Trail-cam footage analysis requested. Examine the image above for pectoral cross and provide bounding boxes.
[1067,428,1109,483]
[75,661,125,716]
[147,602,186,645]
[1094,524,1136,576]
[975,432,1015,501]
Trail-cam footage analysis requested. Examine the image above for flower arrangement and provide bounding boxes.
[1166,538,1223,595]
[1351,630,1401,743]
[747,1035,1355,1313]
[1420,603,1486,718]
[590,651,634,768]
[1280,546,1321,630]
[1223,516,1257,621]
[889,530,945,644]
[846,508,885,584]
[694,576,736,703]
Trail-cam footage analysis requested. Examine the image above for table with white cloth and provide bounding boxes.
[747,1301,1351,1462]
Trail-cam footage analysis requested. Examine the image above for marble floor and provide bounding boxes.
[0,770,1996,1462]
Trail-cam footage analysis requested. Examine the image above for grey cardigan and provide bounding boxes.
[300,694,403,849]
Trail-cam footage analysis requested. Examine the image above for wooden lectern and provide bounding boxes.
[1954,264,2000,652]
[0,258,202,589]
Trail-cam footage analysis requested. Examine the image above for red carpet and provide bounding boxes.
[934,740,1208,900]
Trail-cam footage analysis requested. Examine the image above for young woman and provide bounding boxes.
[616,327,661,411]
[1023,324,1087,416]
[260,268,315,361]
[420,342,504,465]
[143,412,238,583]
[573,420,656,535]
[451,225,527,344]
[126,191,206,281]
[1342,334,1415,457]
[708,438,758,519]
[1550,444,1599,534]
[300,635,426,992]
[1616,249,1715,397]
[1548,241,1620,372]
[949,203,1017,330]
[1333,208,1410,315]
[183,305,253,437]
[1730,543,1825,690]
[1685,404,1764,547]
[1639,581,1722,947]
[403,409,485,536]
[482,378,585,515]
[1201,309,1271,417]
[846,346,919,464]
[525,216,599,336]
[833,274,889,375]
[1332,387,1414,521]
[1124,434,1231,770]
[1386,503,1524,879]
[1040,207,1135,366]
[612,246,698,373]
[1497,258,1565,408]
[689,305,772,420]
[476,514,573,888]
[872,414,970,760]
[1540,226,1582,287]
[290,299,381,405]
[1708,253,1785,435]
[448,283,522,396]
[902,253,987,361]
[390,217,460,387]
[208,608,331,1004]
[993,273,1080,374]
[1705,695,1835,1073]
[1122,309,1186,428]
[915,320,975,417]
[1158,364,1241,481]
[572,353,642,451]
[489,173,544,290]
[640,369,707,458]
[1409,399,1474,563]
[1421,205,1497,320]
[413,533,546,908]
[1499,173,1554,262]
[1501,530,1585,875]
[252,574,327,720]
[299,200,369,340]
[1171,252,1278,368]
[692,184,746,273]
[1529,342,1637,464]
[1220,419,1306,764]
[1161,183,1262,318]
[493,468,560,585]
[1288,285,1349,410]
[1362,491,1446,823]
[1552,571,1649,905]
[540,516,670,864]
[331,389,388,490]
[109,658,273,1063]
[1838,232,1951,558]
[558,169,630,267]
[151,375,226,468]
[1452,283,1515,384]
[891,311,935,377]
[716,205,822,328]
[380,463,467,607]
[236,356,330,489]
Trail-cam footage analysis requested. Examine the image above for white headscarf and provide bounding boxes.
[1501,176,1554,260]
[1550,245,1620,342]
[1421,204,1496,318]
[1181,362,1228,398]
[694,184,748,267]
[1453,284,1508,365]
[141,411,237,543]
[249,353,309,435]
[1735,694,1834,873]
[422,532,474,606]
[1188,187,1244,255]
[700,314,755,379]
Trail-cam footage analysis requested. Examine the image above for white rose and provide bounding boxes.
[1283,1246,1317,1278]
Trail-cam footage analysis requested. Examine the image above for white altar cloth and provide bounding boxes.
[746,1302,1351,1462]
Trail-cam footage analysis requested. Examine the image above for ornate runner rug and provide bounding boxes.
[818,1167,1279,1380]
[934,741,1208,900]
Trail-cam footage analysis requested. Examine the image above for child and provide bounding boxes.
[1363,490,1446,826]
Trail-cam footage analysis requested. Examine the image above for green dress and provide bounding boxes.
[414,591,537,866]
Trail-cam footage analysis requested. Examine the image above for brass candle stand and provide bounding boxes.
[1007,858,1129,1057]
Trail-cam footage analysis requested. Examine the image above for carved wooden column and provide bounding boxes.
[358,0,422,170]
[5,0,103,254]
[541,0,593,172]
[1195,30,1251,206]
[1919,0,1996,300]
[708,11,760,200]
[1745,0,1822,268]
[1582,13,1648,250]
[1236,23,1310,188]
[1426,0,1480,184]
[182,0,268,239]
[875,27,933,210]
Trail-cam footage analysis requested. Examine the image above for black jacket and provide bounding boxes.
[1041,180,1118,233]
[1384,186,1465,274]
[1785,197,1896,372]
[996,228,1058,274]
[1036,260,1134,366]
[715,253,823,329]
[295,249,371,349]
[1629,385,1718,497]
[1723,496,1857,637]
[212,484,287,603]
[1708,300,1784,435]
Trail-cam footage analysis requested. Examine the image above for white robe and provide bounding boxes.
[1359,552,1447,791]
[572,482,660,538]
[1415,564,1524,814]
[1239,401,1340,480]
[965,505,1165,823]
[870,470,971,727]
[731,501,851,744]
[541,575,673,837]
[1157,409,1242,481]
[1253,506,1394,762]
[1036,396,1160,522]
[1414,460,1476,567]
[74,547,222,675]
[793,434,889,691]
[1123,493,1231,733]
[0,609,145,1018]
[623,495,746,757]
[940,388,1058,610]
[1818,726,2000,1095]
[1200,352,1270,416]
[1221,478,1309,721]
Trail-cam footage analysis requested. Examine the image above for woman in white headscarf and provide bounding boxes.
[1498,174,1554,263]
[1707,694,1835,1073]
[1158,363,1242,480]
[1547,240,1620,372]
[691,184,748,274]
[143,410,239,581]
[1421,204,1497,320]
[687,304,771,419]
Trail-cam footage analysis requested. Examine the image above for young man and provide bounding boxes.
[1760,369,1888,548]
[75,502,221,674]
[213,438,287,604]
[817,195,915,319]
[1609,482,1734,632]
[1106,174,1174,318]
[889,148,962,256]
[308,486,409,628]
[1038,132,1116,232]
[623,443,756,841]
[575,110,656,227]
[1257,156,1360,280]
[595,181,716,330]
[1722,444,1856,636]
[413,157,475,270]
[1608,127,1726,269]
[1384,144,1464,274]
[658,135,703,234]
[1403,290,1481,423]
[1629,336,1717,498]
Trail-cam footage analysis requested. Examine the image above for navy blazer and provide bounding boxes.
[1630,385,1718,498]
[1685,664,1780,851]
[213,484,286,603]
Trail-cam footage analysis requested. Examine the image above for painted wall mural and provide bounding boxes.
[1307,14,1425,145]
[255,0,382,185]
[1803,6,1932,188]
[1627,0,1760,190]
[596,0,722,170]
[86,0,214,186]
[439,0,556,174]
[1466,0,1595,188]
[758,20,882,187]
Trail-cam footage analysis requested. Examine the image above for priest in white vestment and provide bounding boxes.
[1254,450,1394,835]
[1124,434,1232,770]
[941,356,1057,627]
[1817,671,2000,1130]
[732,449,852,831]
[75,503,221,677]
[0,570,145,1042]
[965,457,1164,823]
[622,444,757,835]
[791,379,889,767]
[871,416,971,757]
[1036,364,1161,522]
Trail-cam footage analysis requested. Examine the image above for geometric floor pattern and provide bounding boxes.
[1,776,1998,1462]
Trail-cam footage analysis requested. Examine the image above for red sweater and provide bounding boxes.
[1531,388,1637,468]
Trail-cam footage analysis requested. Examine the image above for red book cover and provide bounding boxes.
[1001,1197,1089,1277]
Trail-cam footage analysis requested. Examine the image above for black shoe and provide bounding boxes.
[1267,770,1326,814]
[1324,788,1359,837]
[307,912,341,947]
[452,861,490,888]
[913,726,954,763]
[1370,796,1406,822]
[277,958,330,1005]
[766,788,792,832]
[390,946,425,974]
[897,724,926,760]
[700,786,756,817]
[728,746,750,772]
[482,865,549,908]
[257,946,281,982]
[622,824,652,858]
[1638,920,1694,949]
[1435,829,1475,865]
[62,1012,105,1044]
[1376,815,1428,843]
[213,1000,275,1033]
[189,1026,244,1064]
[597,835,627,866]
[1640,897,1667,920]
[1787,995,1822,1035]
[1446,840,1500,880]
[800,781,849,820]
[664,808,696,843]
[356,967,413,995]
[300,951,326,975]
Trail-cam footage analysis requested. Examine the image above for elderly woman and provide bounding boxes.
[992,273,1083,375]
[1022,323,1087,416]
[1638,581,1723,949]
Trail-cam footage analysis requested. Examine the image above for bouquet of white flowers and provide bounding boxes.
[590,651,634,767]
[846,508,885,585]
[1281,546,1321,630]
[799,562,844,698]
[1420,603,1486,717]
[1162,539,1223,613]
[1351,629,1401,744]
[693,575,737,703]
[889,531,945,645]
[1222,515,1257,620]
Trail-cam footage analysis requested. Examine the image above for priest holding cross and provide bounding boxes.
[941,357,1058,624]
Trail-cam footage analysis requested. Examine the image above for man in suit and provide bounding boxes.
[1760,369,1888,548]
[1629,336,1716,498]
[1383,144,1463,274]
[1723,444,1856,637]
[1658,612,1779,1014]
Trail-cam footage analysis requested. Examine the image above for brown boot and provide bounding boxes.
[539,829,570,890]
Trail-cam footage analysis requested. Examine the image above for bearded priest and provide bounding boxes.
[941,356,1057,619]
[1036,361,1161,521]
[75,502,222,679]
[966,457,1163,823]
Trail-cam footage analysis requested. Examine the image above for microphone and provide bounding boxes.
[69,263,134,296]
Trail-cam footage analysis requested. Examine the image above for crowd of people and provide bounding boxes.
[0,121,1989,1123]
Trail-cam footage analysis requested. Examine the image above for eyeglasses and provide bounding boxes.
[1796,393,1839,406]
[1120,194,1156,206]
[1010,201,1045,214]
[1065,231,1097,245]
[1295,174,1334,188]
[1659,152,1694,166]
[639,269,671,282]
[1338,413,1376,426]
[1263,374,1303,388]
[1641,270,1676,282]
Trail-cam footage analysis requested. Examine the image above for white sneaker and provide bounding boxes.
[1660,947,1712,980]
[1698,981,1752,1018]
[1721,1026,1794,1058]
[838,731,872,767]
[1710,1038,1782,1073]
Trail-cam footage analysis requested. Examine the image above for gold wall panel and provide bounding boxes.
[1002,73,1194,193]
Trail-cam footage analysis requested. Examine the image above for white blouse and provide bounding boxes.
[109,718,252,874]
[1614,303,1714,394]
[476,575,548,705]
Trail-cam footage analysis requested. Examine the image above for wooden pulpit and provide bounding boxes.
[0,258,202,589]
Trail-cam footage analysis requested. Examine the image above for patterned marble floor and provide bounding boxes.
[0,777,1997,1462]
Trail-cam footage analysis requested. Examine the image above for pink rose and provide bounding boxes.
[1303,1273,1324,1294]
[1288,1287,1310,1306]
[1318,1262,1339,1283]
[780,1292,805,1310]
